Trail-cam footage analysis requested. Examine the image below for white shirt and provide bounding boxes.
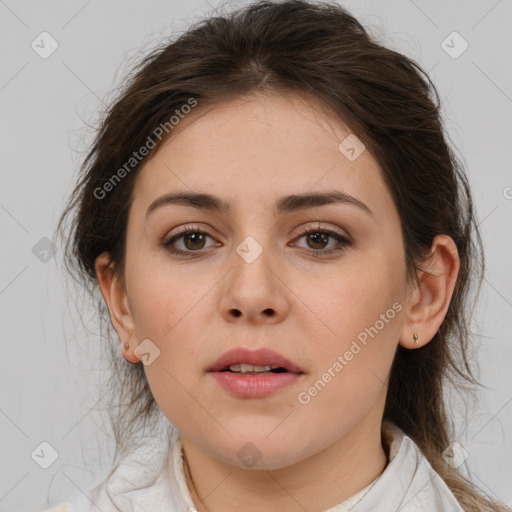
[37,421,465,512]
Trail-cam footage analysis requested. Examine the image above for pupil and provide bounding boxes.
[308,232,327,249]
[185,233,205,250]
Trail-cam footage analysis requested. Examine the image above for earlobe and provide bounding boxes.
[398,235,460,350]
[95,252,140,364]
[122,341,140,364]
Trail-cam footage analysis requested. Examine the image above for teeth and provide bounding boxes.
[228,364,280,373]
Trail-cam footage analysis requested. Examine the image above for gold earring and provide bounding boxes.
[413,332,419,346]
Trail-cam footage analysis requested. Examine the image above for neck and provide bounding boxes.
[181,419,388,512]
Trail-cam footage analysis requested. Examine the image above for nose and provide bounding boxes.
[220,241,290,325]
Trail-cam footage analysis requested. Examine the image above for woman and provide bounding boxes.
[45,0,510,510]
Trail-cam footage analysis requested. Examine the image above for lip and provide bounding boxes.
[208,347,304,373]
[207,347,305,399]
[210,372,304,398]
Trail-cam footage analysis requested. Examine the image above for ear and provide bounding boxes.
[95,252,139,363]
[398,234,460,349]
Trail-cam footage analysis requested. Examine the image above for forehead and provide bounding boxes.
[130,91,394,223]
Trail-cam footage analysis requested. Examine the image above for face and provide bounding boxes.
[115,92,412,469]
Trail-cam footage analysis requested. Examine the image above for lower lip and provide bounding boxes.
[209,371,304,398]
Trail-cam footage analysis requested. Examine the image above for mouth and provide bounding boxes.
[207,347,305,398]
[207,347,304,375]
[218,363,291,375]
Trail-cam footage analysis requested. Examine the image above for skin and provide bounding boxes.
[96,91,460,512]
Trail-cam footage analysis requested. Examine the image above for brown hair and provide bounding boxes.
[56,0,510,510]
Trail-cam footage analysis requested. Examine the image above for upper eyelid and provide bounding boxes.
[165,222,348,240]
[295,223,346,236]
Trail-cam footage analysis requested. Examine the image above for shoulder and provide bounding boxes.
[399,434,466,511]
[39,423,189,512]
[352,421,465,512]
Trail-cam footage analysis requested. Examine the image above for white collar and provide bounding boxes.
[167,420,457,512]
[62,420,464,512]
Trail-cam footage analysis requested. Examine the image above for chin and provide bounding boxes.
[207,433,309,471]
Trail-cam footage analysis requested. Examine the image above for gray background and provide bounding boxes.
[1,0,511,510]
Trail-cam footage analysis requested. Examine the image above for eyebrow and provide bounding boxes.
[146,190,374,218]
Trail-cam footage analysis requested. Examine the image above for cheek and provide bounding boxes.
[130,285,202,431]
[296,259,402,350]
[126,258,206,340]
[294,259,403,403]
[125,265,210,378]
[295,297,400,434]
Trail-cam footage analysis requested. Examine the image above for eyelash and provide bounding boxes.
[161,225,353,258]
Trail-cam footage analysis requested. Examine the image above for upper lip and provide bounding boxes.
[208,347,304,373]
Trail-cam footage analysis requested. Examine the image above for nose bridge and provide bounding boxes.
[233,232,275,296]
[230,207,275,269]
[220,227,288,323]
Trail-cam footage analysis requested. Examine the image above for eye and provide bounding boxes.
[161,224,353,258]
[292,225,352,255]
[161,226,219,257]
